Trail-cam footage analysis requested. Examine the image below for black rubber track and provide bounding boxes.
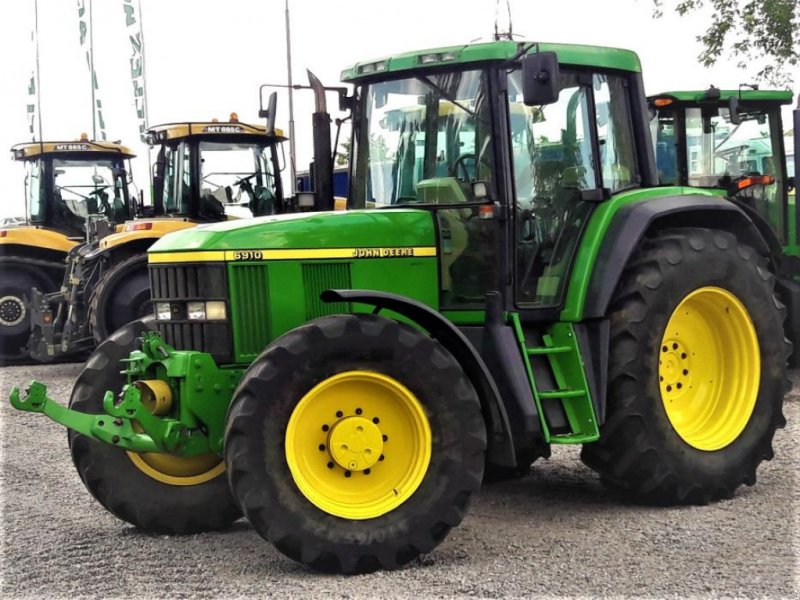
[225,313,487,574]
[0,268,53,364]
[88,254,152,345]
[69,317,241,533]
[581,228,790,505]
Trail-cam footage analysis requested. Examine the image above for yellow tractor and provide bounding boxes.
[26,115,290,363]
[1,137,136,362]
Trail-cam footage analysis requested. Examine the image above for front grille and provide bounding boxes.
[228,263,270,361]
[149,263,233,363]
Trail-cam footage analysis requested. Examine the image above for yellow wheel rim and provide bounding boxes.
[126,451,225,486]
[659,286,760,451]
[285,370,432,520]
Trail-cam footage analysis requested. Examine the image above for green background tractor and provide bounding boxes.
[1,138,136,363]
[12,41,796,574]
[648,87,800,364]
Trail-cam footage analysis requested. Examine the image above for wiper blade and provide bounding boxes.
[415,76,476,117]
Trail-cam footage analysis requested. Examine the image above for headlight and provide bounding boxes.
[156,301,227,321]
[205,301,227,320]
[187,301,206,320]
[155,302,171,320]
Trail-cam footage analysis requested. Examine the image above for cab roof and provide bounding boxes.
[11,139,135,161]
[649,89,794,105]
[146,119,286,145]
[341,40,641,82]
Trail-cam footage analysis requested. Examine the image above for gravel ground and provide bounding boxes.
[0,363,797,599]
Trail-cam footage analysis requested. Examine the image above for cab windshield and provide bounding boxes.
[674,107,779,188]
[53,158,131,224]
[199,141,280,218]
[162,140,280,218]
[351,69,494,207]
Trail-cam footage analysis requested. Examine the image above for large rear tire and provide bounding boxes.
[69,317,241,533]
[581,228,789,504]
[225,314,486,574]
[88,254,152,344]
[0,268,53,363]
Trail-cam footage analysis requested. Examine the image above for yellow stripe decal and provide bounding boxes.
[149,247,437,264]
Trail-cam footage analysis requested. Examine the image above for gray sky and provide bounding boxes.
[1,0,797,218]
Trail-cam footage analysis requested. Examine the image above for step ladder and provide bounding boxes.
[511,315,600,444]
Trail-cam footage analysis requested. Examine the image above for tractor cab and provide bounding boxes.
[96,116,288,254]
[148,115,286,221]
[648,88,795,249]
[9,137,136,240]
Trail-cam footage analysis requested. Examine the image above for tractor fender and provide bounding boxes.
[583,194,770,320]
[84,236,160,263]
[321,289,517,467]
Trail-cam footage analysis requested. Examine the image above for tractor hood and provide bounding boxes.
[147,209,437,259]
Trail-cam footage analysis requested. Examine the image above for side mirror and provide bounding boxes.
[260,92,277,134]
[522,52,560,106]
[728,97,741,125]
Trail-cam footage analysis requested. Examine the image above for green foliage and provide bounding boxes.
[335,138,351,166]
[653,0,799,86]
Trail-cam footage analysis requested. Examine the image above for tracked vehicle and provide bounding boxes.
[12,42,798,574]
[1,137,136,362]
[26,117,289,363]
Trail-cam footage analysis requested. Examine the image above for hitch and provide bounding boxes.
[10,381,159,453]
[9,379,213,456]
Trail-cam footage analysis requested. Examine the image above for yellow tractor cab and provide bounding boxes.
[26,115,289,363]
[1,137,135,362]
[97,115,288,255]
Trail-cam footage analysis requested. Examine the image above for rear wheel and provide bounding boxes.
[69,317,241,533]
[225,314,486,574]
[581,228,789,504]
[0,268,53,363]
[88,254,152,344]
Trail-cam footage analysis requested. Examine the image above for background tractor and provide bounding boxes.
[648,87,800,363]
[25,116,290,363]
[1,137,136,363]
[12,41,799,574]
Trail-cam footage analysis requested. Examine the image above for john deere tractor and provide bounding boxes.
[26,116,289,363]
[1,137,136,362]
[12,41,798,574]
[648,87,800,362]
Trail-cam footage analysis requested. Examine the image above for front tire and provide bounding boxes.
[88,254,152,344]
[581,228,789,504]
[69,317,241,533]
[225,314,486,574]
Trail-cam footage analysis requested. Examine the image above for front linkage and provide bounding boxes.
[10,332,242,457]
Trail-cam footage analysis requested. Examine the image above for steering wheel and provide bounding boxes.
[233,173,258,187]
[450,153,477,181]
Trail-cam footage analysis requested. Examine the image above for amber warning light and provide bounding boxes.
[124,222,154,232]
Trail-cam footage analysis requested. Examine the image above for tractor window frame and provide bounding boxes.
[505,66,642,311]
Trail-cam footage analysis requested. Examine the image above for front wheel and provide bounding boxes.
[225,314,486,574]
[69,317,241,533]
[581,228,789,504]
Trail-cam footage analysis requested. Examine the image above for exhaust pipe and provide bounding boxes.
[308,70,334,211]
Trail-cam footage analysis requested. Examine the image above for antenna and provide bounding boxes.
[493,0,514,41]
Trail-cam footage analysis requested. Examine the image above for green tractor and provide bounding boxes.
[648,87,800,363]
[12,42,798,574]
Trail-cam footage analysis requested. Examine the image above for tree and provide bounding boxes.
[653,0,799,87]
[335,138,350,166]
